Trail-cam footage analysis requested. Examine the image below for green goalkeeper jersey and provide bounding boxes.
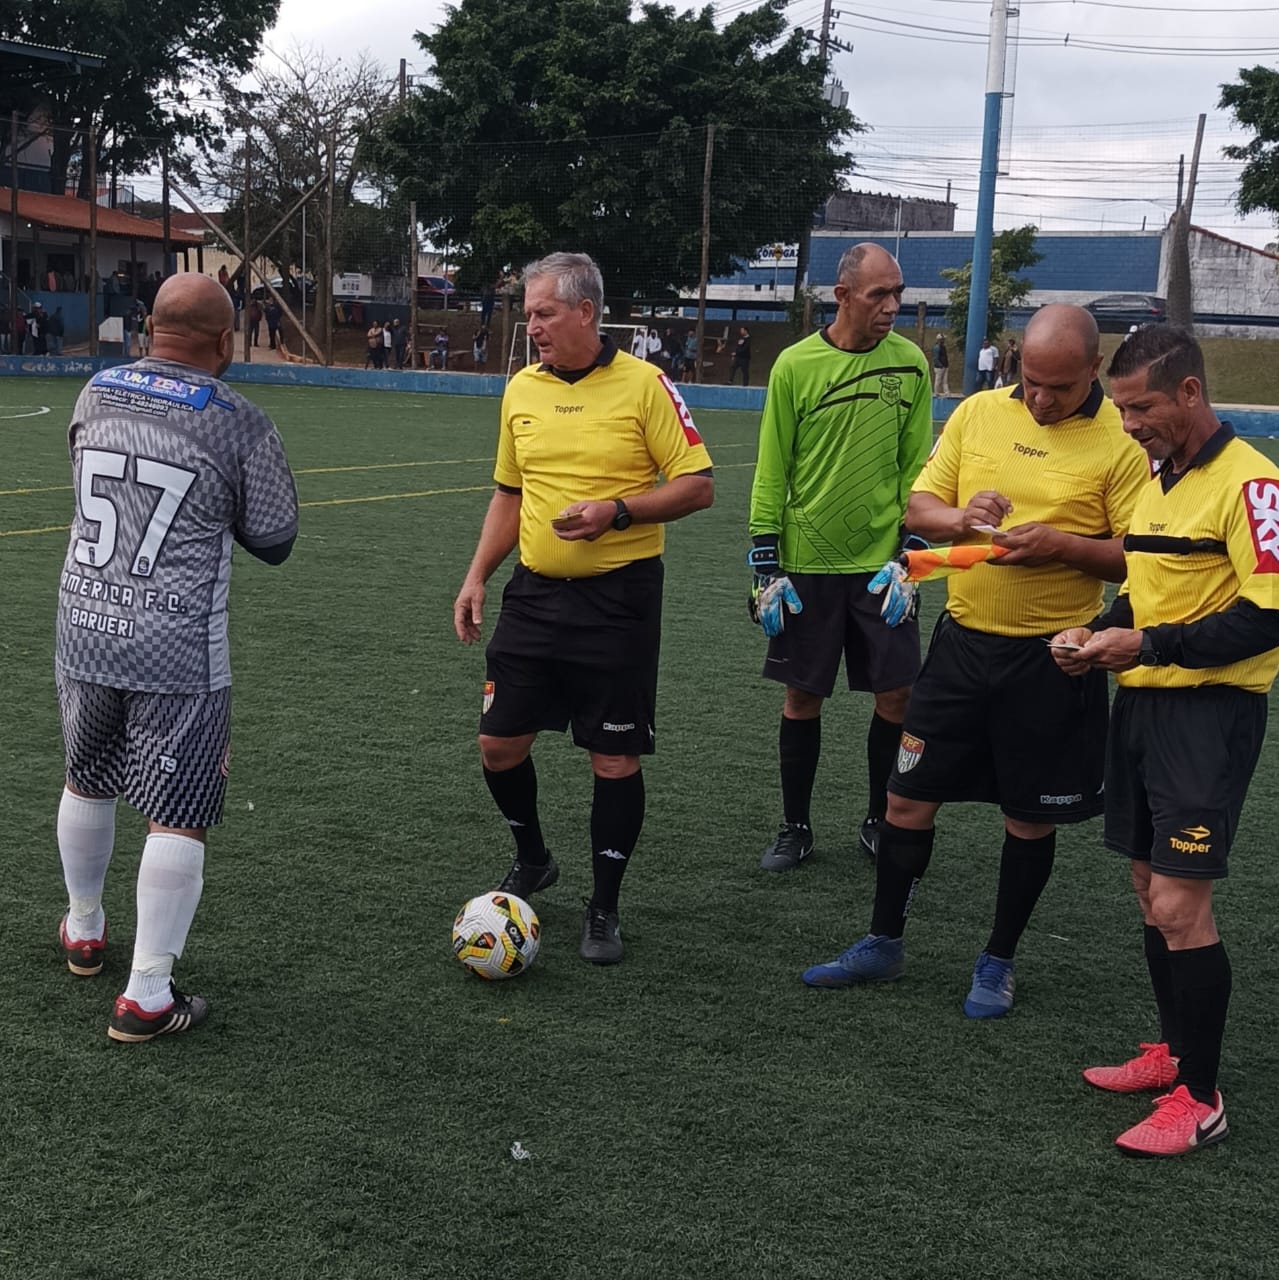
[749,328,932,574]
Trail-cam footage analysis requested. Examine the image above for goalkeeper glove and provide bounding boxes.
[747,537,803,637]
[867,535,930,628]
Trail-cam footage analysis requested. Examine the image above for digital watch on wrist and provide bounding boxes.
[1138,631,1162,667]
[611,499,633,531]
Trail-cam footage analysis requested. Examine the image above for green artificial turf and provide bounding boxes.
[2,380,1278,1279]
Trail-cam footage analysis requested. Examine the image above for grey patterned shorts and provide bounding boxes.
[57,676,232,829]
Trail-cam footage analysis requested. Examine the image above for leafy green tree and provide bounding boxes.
[0,0,279,196]
[1219,66,1279,220]
[942,225,1042,350]
[373,0,857,309]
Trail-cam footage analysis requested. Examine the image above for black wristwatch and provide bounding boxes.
[611,498,633,531]
[1138,631,1162,667]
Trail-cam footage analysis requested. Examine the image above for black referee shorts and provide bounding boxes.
[888,612,1108,825]
[480,558,663,757]
[762,571,921,697]
[1104,684,1267,880]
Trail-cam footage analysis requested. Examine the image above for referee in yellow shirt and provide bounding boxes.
[804,305,1150,1016]
[453,252,714,965]
[1052,325,1279,1156]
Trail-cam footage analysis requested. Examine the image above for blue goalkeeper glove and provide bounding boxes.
[748,537,803,637]
[867,534,929,627]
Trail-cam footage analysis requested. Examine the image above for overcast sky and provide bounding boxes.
[263,0,1279,247]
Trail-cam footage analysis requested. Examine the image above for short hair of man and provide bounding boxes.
[1107,324,1208,399]
[522,252,605,322]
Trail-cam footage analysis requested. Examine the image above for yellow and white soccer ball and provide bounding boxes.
[452,891,540,980]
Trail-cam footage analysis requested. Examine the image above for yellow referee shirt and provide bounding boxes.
[495,342,713,577]
[1120,431,1279,693]
[913,383,1151,636]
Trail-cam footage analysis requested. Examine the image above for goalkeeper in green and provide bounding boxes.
[748,242,933,871]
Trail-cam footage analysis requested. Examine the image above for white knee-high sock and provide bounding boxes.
[57,788,117,940]
[123,833,205,1011]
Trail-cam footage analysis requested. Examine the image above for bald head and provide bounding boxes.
[1024,304,1099,365]
[836,241,899,287]
[149,273,236,377]
[1018,304,1102,426]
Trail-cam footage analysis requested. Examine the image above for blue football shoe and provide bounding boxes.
[802,934,905,987]
[963,951,1016,1018]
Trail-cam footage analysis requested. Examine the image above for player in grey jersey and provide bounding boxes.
[53,272,298,1042]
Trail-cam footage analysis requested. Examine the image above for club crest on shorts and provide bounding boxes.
[482,680,495,714]
[896,732,925,774]
[879,374,902,406]
[220,745,231,778]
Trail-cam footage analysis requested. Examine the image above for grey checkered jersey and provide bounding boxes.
[55,359,298,693]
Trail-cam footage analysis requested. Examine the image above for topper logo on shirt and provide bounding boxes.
[1245,478,1279,572]
[658,373,703,446]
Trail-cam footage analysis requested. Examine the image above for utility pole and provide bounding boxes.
[9,113,18,355]
[324,131,335,366]
[694,123,715,385]
[1166,114,1205,330]
[88,124,98,355]
[962,0,1010,396]
[399,59,407,104]
[242,132,251,363]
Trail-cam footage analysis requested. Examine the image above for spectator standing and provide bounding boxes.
[473,325,489,371]
[392,318,409,369]
[1,307,12,354]
[976,338,997,391]
[265,300,282,352]
[630,325,649,359]
[729,326,752,386]
[999,338,1021,388]
[47,306,65,356]
[932,333,950,396]
[645,326,663,365]
[365,321,382,368]
[28,302,48,355]
[683,329,698,379]
[248,299,263,348]
[382,321,394,367]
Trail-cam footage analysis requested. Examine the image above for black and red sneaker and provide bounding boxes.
[60,915,106,976]
[107,983,210,1043]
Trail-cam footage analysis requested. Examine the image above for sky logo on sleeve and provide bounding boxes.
[658,373,703,445]
[1244,478,1279,572]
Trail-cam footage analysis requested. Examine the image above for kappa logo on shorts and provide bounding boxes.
[879,374,902,406]
[1243,479,1279,572]
[482,681,495,714]
[1170,824,1212,854]
[896,732,925,774]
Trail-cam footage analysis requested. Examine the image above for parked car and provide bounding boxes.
[251,275,316,302]
[417,274,457,307]
[1083,293,1167,332]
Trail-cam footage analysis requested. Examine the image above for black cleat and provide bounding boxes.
[580,900,624,964]
[859,816,881,861]
[497,853,560,899]
[107,982,209,1043]
[760,822,814,872]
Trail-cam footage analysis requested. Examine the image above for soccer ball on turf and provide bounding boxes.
[452,891,540,980]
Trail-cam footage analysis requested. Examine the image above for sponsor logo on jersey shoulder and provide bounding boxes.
[1170,824,1212,854]
[92,366,215,410]
[896,732,925,774]
[1243,478,1279,572]
[658,374,703,446]
[482,680,495,714]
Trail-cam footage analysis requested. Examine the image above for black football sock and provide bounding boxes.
[483,758,548,865]
[1144,923,1182,1056]
[590,771,645,913]
[869,823,934,939]
[779,715,821,828]
[984,831,1056,959]
[865,712,901,821]
[1168,940,1232,1105]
